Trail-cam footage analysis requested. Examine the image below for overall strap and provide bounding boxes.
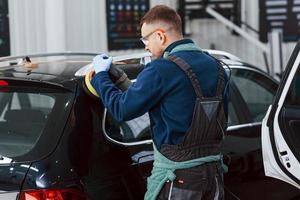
[168,55,203,98]
[215,60,226,99]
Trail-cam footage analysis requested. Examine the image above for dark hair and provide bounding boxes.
[140,5,182,35]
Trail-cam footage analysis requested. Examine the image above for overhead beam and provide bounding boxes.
[206,6,268,52]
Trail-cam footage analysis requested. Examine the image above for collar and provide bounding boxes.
[162,39,202,58]
[164,39,194,53]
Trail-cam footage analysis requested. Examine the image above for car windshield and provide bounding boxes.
[0,80,73,158]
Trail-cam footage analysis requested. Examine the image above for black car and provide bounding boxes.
[0,51,298,200]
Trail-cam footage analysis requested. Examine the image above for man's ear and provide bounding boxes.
[158,31,166,45]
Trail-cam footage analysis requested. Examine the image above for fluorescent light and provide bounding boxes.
[266,0,287,6]
[267,15,287,20]
[267,8,287,14]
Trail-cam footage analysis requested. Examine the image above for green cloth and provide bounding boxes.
[144,145,223,200]
[163,43,202,58]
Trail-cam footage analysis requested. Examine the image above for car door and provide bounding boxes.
[222,66,280,199]
[262,41,300,190]
[80,54,153,200]
[0,78,74,200]
[224,65,300,199]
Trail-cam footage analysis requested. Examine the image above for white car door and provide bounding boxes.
[262,41,300,189]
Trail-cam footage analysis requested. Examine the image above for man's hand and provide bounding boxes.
[92,54,112,73]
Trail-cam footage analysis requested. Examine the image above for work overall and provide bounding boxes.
[145,54,227,200]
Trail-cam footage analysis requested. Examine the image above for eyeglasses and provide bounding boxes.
[140,28,166,45]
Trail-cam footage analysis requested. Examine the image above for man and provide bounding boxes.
[91,5,228,200]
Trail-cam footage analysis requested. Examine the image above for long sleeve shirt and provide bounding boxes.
[91,39,228,150]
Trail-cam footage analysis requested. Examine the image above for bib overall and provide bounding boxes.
[146,54,227,200]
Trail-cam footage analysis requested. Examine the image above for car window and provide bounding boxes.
[103,111,151,143]
[231,68,277,122]
[101,63,151,144]
[0,93,54,119]
[102,65,276,144]
[227,101,239,126]
[103,88,239,143]
[0,81,72,158]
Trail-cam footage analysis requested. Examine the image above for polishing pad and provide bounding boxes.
[84,70,99,98]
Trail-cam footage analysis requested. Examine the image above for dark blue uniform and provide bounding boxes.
[91,39,228,150]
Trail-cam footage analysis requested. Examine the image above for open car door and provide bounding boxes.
[262,40,300,189]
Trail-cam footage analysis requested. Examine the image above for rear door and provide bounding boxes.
[80,54,153,199]
[0,78,74,199]
[262,41,300,189]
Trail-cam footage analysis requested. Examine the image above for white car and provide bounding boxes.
[262,40,300,190]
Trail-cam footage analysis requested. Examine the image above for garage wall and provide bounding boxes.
[8,0,107,55]
[8,0,175,55]
[9,0,46,54]
[7,0,297,74]
[188,0,296,73]
[189,0,264,67]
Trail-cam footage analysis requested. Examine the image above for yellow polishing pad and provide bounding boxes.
[84,70,99,97]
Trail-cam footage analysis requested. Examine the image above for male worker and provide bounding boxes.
[91,5,228,200]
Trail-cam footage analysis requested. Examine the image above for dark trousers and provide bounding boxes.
[157,162,224,200]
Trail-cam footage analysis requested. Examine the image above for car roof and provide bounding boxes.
[0,52,152,82]
[0,53,97,83]
[0,51,273,86]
